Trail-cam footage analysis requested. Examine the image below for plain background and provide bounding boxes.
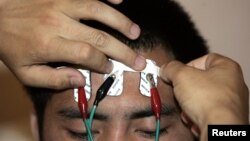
[0,0,249,140]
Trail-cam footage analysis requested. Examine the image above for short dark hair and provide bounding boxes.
[26,0,208,140]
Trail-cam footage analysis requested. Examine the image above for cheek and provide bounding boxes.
[42,109,68,141]
[43,123,64,141]
[42,101,76,141]
[43,114,83,141]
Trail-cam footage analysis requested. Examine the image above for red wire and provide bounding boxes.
[150,87,161,119]
[78,87,88,119]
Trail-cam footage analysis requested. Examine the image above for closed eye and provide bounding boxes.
[67,129,99,140]
[136,127,168,138]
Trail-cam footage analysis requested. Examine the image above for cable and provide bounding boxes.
[89,105,97,126]
[78,87,94,141]
[94,74,116,106]
[84,120,94,141]
[80,73,161,140]
[146,73,162,141]
[89,74,116,127]
[155,119,160,141]
[78,74,116,141]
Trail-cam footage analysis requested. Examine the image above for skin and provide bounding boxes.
[31,47,195,141]
[1,0,248,140]
[160,53,249,141]
[29,51,249,141]
[0,0,146,89]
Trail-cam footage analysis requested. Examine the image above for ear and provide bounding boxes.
[30,109,40,141]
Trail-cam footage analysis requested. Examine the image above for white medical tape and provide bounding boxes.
[73,69,91,102]
[74,59,159,102]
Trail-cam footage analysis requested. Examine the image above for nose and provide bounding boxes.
[96,122,133,141]
[100,128,127,141]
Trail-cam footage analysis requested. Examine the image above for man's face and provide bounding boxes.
[35,47,194,141]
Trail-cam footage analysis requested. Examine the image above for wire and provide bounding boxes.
[155,119,160,141]
[88,105,97,127]
[80,73,161,141]
[93,74,116,106]
[78,74,116,141]
[146,73,162,141]
[84,120,94,141]
[77,87,93,141]
[86,74,116,141]
[89,74,116,125]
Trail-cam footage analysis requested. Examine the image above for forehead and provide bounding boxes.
[49,47,175,112]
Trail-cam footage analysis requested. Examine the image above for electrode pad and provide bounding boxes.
[74,59,160,102]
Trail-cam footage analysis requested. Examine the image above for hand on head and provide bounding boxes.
[1,1,248,140]
[160,53,249,140]
[0,0,146,89]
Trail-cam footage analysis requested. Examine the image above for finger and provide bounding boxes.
[44,37,113,73]
[187,54,208,70]
[62,0,140,39]
[205,53,238,69]
[187,53,239,71]
[60,19,146,71]
[180,112,200,137]
[18,65,85,89]
[107,0,123,4]
[160,60,187,84]
[181,112,200,137]
[181,112,193,126]
[191,124,200,138]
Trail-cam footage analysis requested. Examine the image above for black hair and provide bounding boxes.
[26,0,208,140]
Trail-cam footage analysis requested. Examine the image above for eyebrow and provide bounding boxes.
[58,104,178,121]
[58,107,108,121]
[128,104,178,119]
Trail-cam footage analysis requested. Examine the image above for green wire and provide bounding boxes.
[86,105,97,141]
[89,105,97,126]
[87,105,160,141]
[155,119,160,141]
[84,119,94,141]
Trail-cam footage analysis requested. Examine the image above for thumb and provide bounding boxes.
[160,60,187,84]
[107,0,123,4]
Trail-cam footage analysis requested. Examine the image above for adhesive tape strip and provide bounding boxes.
[105,59,159,97]
[73,69,91,102]
[74,59,159,102]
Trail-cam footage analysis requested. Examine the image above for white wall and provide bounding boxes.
[176,0,250,120]
[176,0,250,87]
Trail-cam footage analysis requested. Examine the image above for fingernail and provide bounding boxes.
[191,125,200,137]
[105,60,113,73]
[113,0,123,4]
[159,67,164,77]
[159,65,171,83]
[70,77,83,87]
[130,24,141,38]
[181,112,189,125]
[134,55,146,70]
